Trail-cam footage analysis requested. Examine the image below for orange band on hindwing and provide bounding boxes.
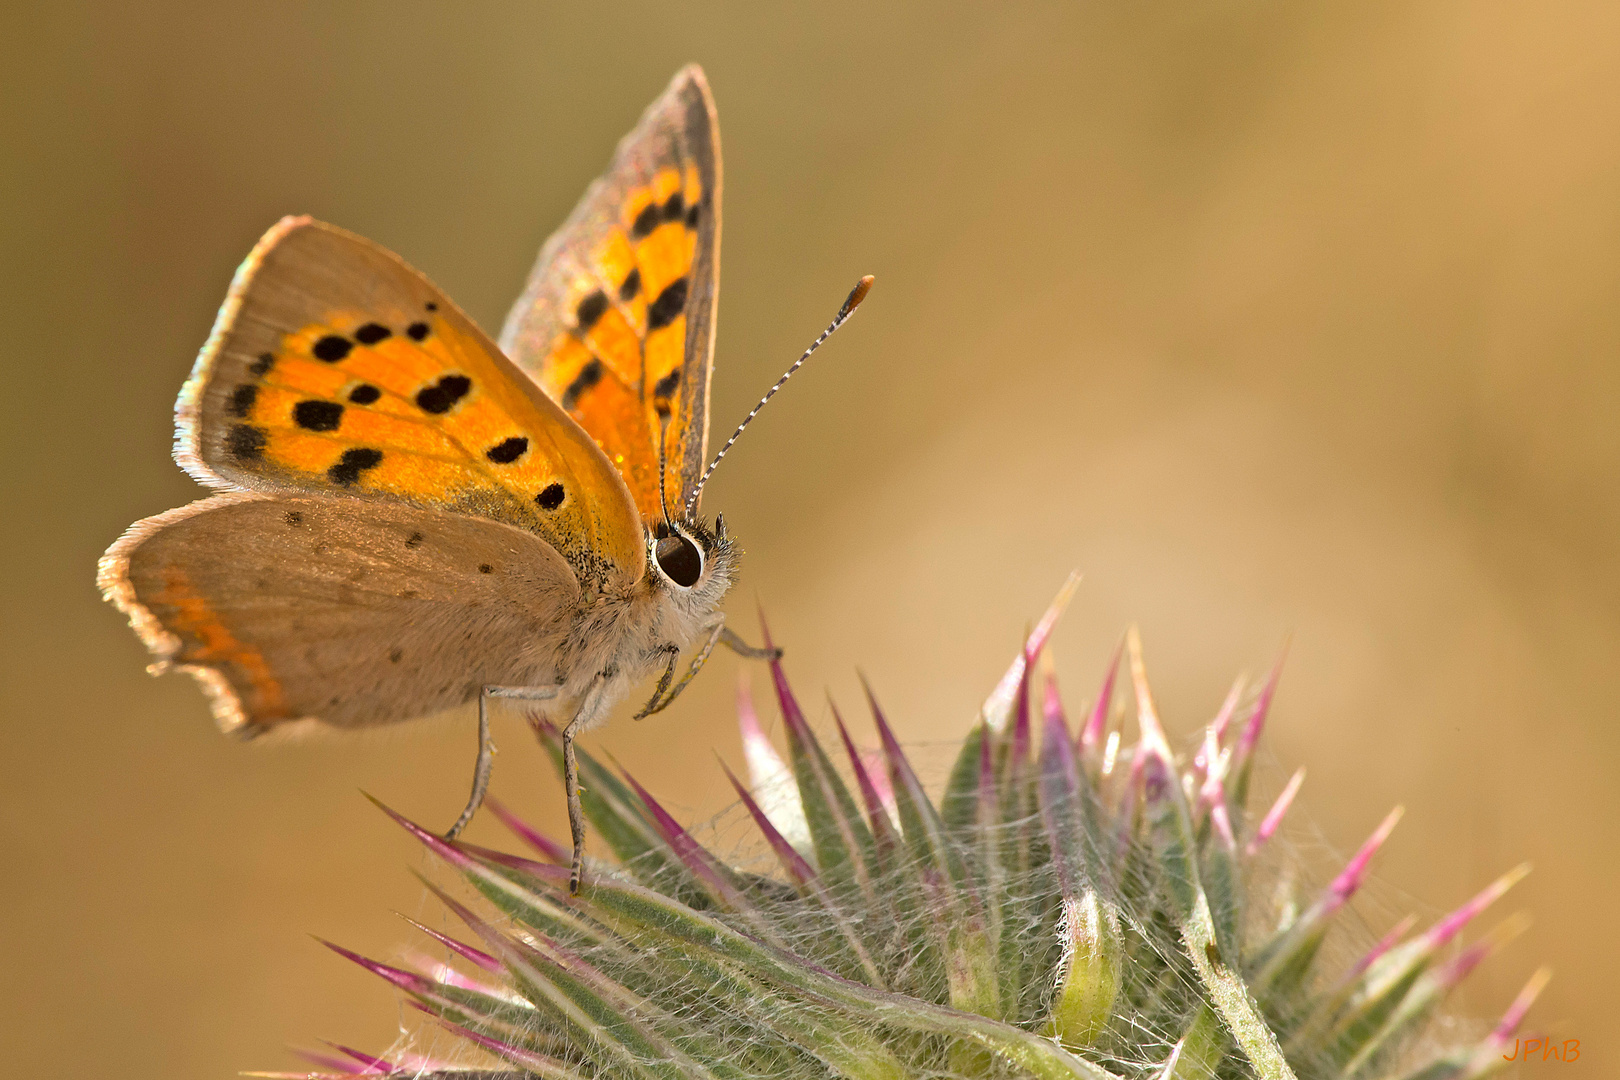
[156,566,287,719]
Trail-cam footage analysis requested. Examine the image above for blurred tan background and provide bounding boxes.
[3,2,1616,1076]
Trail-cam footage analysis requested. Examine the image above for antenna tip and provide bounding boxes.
[842,275,875,316]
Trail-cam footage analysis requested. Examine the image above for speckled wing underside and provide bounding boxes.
[499,64,720,522]
[98,494,580,733]
[174,216,645,591]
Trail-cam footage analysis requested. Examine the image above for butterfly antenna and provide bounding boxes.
[684,275,874,517]
[656,406,675,530]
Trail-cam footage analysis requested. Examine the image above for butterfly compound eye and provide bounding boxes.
[655,533,703,588]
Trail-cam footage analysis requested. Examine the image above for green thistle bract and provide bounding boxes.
[275,581,1546,1080]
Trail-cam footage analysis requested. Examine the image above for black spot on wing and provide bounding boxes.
[561,358,603,411]
[389,648,403,663]
[478,563,493,574]
[405,531,424,548]
[250,352,274,376]
[575,290,610,332]
[284,510,303,526]
[406,322,430,341]
[293,400,344,431]
[229,384,257,418]
[536,483,565,510]
[653,367,682,400]
[631,201,661,239]
[328,447,383,486]
[646,277,688,331]
[685,203,701,229]
[485,436,528,464]
[424,302,438,311]
[313,335,352,362]
[347,384,380,405]
[618,267,641,300]
[353,322,391,345]
[416,374,471,414]
[227,424,266,461]
[661,191,684,221]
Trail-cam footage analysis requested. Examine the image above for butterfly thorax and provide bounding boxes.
[534,516,738,730]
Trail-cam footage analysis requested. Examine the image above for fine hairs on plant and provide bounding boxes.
[269,577,1547,1080]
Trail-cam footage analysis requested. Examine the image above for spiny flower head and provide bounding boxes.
[271,579,1545,1080]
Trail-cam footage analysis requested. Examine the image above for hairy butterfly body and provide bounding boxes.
[97,66,854,892]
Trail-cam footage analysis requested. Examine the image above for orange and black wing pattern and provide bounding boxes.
[174,217,646,591]
[499,64,720,523]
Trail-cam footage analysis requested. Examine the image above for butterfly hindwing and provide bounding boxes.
[179,216,646,591]
[99,494,582,734]
[499,64,720,521]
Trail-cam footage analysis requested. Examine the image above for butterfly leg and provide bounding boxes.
[631,644,682,720]
[635,618,728,719]
[719,626,783,661]
[560,673,615,895]
[445,683,559,840]
[562,715,587,895]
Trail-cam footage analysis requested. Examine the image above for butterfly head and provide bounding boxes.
[650,513,737,604]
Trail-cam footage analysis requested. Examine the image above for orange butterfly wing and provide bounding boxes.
[177,216,645,591]
[500,65,720,523]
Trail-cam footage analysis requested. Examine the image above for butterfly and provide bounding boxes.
[97,65,871,892]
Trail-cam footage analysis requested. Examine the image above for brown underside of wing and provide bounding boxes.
[98,494,580,733]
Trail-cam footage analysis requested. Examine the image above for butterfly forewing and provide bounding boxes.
[499,64,720,521]
[178,217,645,591]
